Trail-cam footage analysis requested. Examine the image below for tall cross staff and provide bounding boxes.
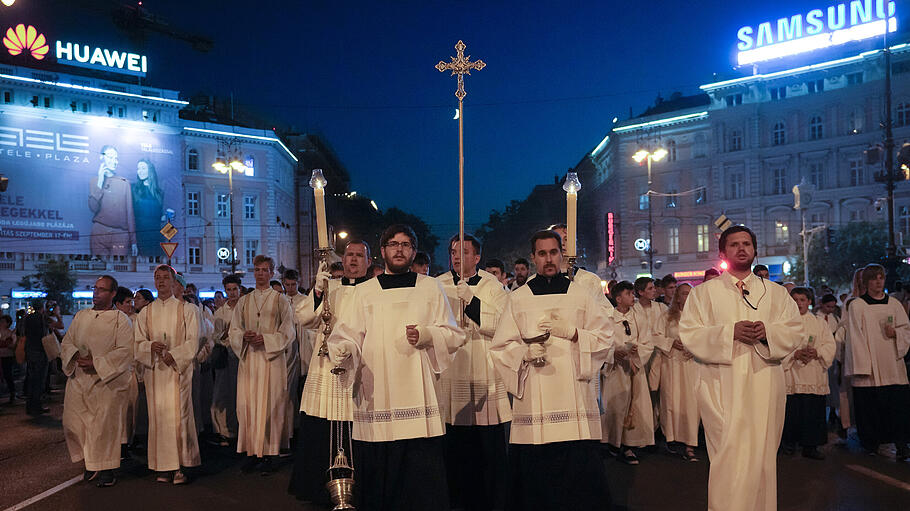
[436,40,485,307]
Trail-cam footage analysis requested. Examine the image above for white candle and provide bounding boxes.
[314,186,329,248]
[566,191,577,256]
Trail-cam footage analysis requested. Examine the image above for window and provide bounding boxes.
[809,116,824,140]
[216,193,229,218]
[725,93,743,107]
[696,224,710,252]
[729,130,743,151]
[775,221,789,244]
[43,96,52,108]
[188,247,201,265]
[897,102,910,127]
[850,159,864,187]
[141,109,159,122]
[846,72,863,85]
[665,190,678,208]
[639,192,649,211]
[667,227,679,255]
[244,155,255,176]
[80,101,90,113]
[772,167,787,195]
[186,191,200,216]
[727,171,744,199]
[901,206,910,238]
[693,133,707,158]
[808,162,825,189]
[3,90,13,104]
[244,240,259,266]
[187,149,199,171]
[850,209,866,222]
[772,122,786,146]
[667,140,677,162]
[770,86,787,100]
[117,106,126,118]
[807,79,824,93]
[243,195,257,219]
[847,108,863,134]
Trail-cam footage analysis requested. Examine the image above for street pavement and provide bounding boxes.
[1,391,909,511]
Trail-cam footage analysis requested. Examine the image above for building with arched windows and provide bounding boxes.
[577,43,910,284]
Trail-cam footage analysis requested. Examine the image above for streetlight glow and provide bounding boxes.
[632,149,648,163]
[338,231,349,239]
[651,148,669,161]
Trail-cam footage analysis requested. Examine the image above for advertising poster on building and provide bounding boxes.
[0,114,181,257]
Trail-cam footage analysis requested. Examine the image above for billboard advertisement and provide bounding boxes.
[0,113,181,257]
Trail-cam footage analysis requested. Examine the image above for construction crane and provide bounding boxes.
[110,1,213,53]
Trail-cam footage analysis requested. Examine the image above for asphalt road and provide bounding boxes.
[1,391,908,511]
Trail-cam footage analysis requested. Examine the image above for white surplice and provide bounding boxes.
[490,277,613,445]
[634,300,667,392]
[211,302,239,438]
[784,313,836,395]
[192,304,214,435]
[61,309,134,471]
[844,295,910,387]
[436,269,511,426]
[600,306,654,447]
[679,272,801,511]
[135,296,201,471]
[653,310,700,446]
[296,278,360,421]
[326,273,463,442]
[229,288,295,456]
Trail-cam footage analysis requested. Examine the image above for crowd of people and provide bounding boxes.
[1,222,909,511]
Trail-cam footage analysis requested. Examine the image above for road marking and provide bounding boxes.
[2,475,82,511]
[846,464,910,492]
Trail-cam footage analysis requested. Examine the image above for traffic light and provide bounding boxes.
[827,227,837,248]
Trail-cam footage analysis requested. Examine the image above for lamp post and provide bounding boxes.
[633,147,668,277]
[213,145,248,274]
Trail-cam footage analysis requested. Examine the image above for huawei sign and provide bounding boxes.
[3,24,49,60]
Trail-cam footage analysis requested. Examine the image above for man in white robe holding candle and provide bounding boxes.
[62,275,134,487]
[135,265,201,484]
[436,233,510,511]
[229,254,295,475]
[490,230,613,510]
[327,224,463,511]
[679,226,802,511]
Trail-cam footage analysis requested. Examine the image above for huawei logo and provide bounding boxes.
[3,24,49,60]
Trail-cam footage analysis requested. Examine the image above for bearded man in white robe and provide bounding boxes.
[679,226,802,511]
[62,275,134,487]
[135,265,201,485]
[229,254,294,475]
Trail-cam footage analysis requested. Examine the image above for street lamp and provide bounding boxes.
[213,149,248,274]
[632,147,668,276]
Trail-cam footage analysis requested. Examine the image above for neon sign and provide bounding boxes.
[737,0,897,66]
[2,23,148,76]
[607,212,615,264]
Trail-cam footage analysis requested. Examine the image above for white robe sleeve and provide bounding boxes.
[653,311,674,355]
[167,304,199,374]
[325,289,366,372]
[92,312,135,385]
[295,291,322,330]
[60,311,84,376]
[489,298,531,399]
[845,300,872,377]
[262,294,295,357]
[475,278,508,338]
[228,297,247,358]
[892,300,910,359]
[134,307,155,369]
[679,285,735,364]
[814,315,836,370]
[571,290,614,382]
[752,291,802,362]
[416,280,464,374]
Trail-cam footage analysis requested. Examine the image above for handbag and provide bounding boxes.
[42,331,61,360]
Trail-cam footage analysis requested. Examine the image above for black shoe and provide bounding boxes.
[240,457,260,474]
[802,447,825,460]
[620,448,640,465]
[83,470,98,482]
[259,457,276,476]
[120,444,130,461]
[96,470,117,487]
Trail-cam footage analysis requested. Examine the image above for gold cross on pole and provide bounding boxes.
[435,40,486,101]
[436,40,485,326]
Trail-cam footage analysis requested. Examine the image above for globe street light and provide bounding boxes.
[632,147,668,276]
[213,149,248,274]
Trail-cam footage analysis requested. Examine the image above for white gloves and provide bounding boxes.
[455,279,474,302]
[538,312,577,341]
[329,344,351,366]
[523,343,547,363]
[315,271,333,293]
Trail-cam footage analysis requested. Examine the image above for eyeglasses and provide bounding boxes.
[384,241,413,250]
[622,320,631,336]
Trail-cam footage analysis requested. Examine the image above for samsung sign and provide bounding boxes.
[56,41,147,77]
[736,0,897,66]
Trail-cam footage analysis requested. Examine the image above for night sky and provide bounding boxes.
[2,0,849,241]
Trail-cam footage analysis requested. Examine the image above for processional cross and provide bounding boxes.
[435,40,485,297]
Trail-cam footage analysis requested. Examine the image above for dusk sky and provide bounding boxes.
[6,0,863,240]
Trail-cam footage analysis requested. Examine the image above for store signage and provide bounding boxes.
[736,0,897,66]
[3,23,148,76]
[607,212,616,264]
[634,238,650,252]
[674,270,706,279]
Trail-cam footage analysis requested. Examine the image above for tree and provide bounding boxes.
[18,259,78,313]
[382,207,439,259]
[476,184,565,268]
[787,221,910,291]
